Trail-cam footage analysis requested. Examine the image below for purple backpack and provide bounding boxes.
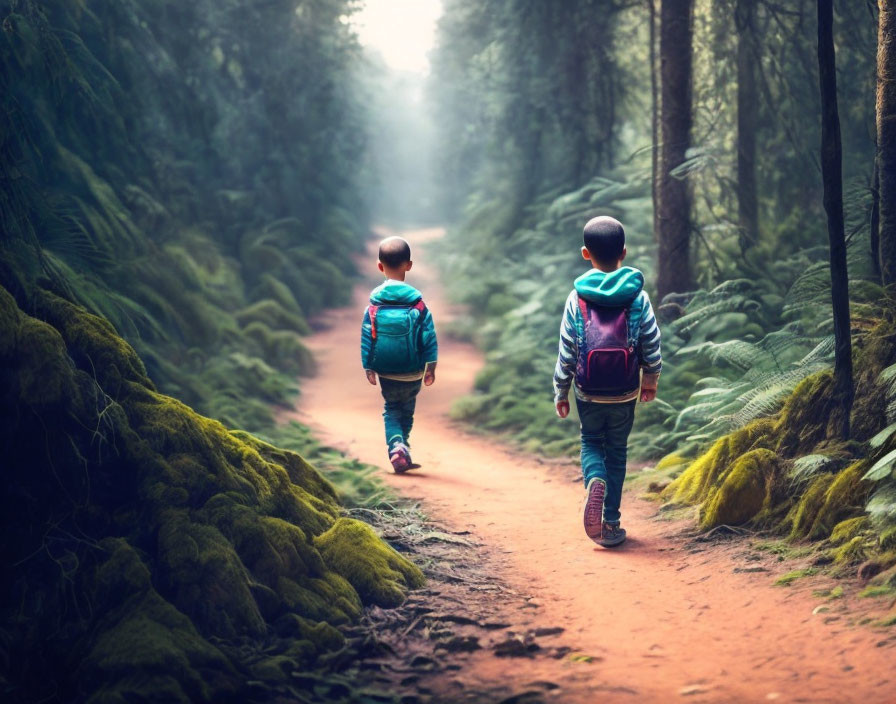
[574,296,640,395]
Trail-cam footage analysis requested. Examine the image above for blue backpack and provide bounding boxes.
[367,299,427,374]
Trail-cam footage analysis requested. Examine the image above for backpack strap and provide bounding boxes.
[368,304,379,340]
[576,294,589,321]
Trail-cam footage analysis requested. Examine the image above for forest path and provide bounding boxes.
[286,227,895,703]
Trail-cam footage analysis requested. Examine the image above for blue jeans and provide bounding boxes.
[379,377,422,449]
[576,398,636,525]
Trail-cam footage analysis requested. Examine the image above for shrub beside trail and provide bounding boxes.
[658,321,896,579]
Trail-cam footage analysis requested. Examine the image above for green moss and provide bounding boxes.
[0,287,424,700]
[34,289,153,391]
[849,321,896,441]
[882,526,896,552]
[656,453,689,471]
[314,518,425,607]
[662,419,774,505]
[785,474,836,540]
[859,585,896,598]
[813,585,844,599]
[157,511,266,638]
[85,540,237,704]
[699,449,778,530]
[830,516,870,546]
[799,461,870,540]
[775,568,817,586]
[772,371,836,456]
[831,536,868,565]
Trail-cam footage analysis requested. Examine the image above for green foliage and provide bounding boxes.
[660,320,896,552]
[0,286,422,701]
[0,0,366,434]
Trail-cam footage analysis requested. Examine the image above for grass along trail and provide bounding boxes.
[283,227,895,703]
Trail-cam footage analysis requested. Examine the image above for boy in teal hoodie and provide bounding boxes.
[361,236,438,473]
[553,216,662,547]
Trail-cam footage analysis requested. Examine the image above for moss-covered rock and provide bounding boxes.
[314,518,426,608]
[0,286,422,701]
[698,449,778,530]
[789,461,871,540]
[829,516,871,546]
[662,419,773,506]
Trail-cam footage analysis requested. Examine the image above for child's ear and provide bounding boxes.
[619,246,627,263]
[581,246,591,261]
[377,261,385,273]
[405,261,413,271]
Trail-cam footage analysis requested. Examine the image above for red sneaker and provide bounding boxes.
[583,477,606,541]
[389,443,411,473]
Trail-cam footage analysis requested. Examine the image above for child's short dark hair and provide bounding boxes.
[378,237,411,268]
[583,216,625,262]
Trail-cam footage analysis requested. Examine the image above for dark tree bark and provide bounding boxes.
[649,0,660,242]
[736,0,760,253]
[817,0,853,440]
[879,0,896,295]
[657,0,695,300]
[872,159,881,278]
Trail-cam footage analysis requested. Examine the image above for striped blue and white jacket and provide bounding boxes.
[553,266,662,403]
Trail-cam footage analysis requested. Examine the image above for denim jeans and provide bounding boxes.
[575,398,636,525]
[379,377,422,449]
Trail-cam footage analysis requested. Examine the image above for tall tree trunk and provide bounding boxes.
[657,0,695,300]
[817,0,853,440]
[879,0,896,295]
[736,0,760,253]
[649,0,660,242]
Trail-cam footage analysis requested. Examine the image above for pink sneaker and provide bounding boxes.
[583,478,606,541]
[389,443,411,474]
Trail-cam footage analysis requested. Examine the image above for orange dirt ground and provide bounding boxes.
[282,227,896,704]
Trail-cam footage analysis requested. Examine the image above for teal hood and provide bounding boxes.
[574,266,644,306]
[369,280,422,305]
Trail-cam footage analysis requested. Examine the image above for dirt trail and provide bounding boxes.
[285,227,895,703]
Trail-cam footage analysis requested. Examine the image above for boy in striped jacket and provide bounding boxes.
[553,216,662,547]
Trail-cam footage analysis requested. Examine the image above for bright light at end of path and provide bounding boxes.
[352,0,443,75]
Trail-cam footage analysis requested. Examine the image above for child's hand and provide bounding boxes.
[556,399,570,418]
[365,370,377,386]
[640,386,657,402]
[423,362,437,386]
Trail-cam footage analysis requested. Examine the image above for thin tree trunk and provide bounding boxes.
[871,158,881,278]
[736,0,760,253]
[817,0,853,440]
[657,0,695,300]
[649,0,660,242]
[879,0,896,295]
